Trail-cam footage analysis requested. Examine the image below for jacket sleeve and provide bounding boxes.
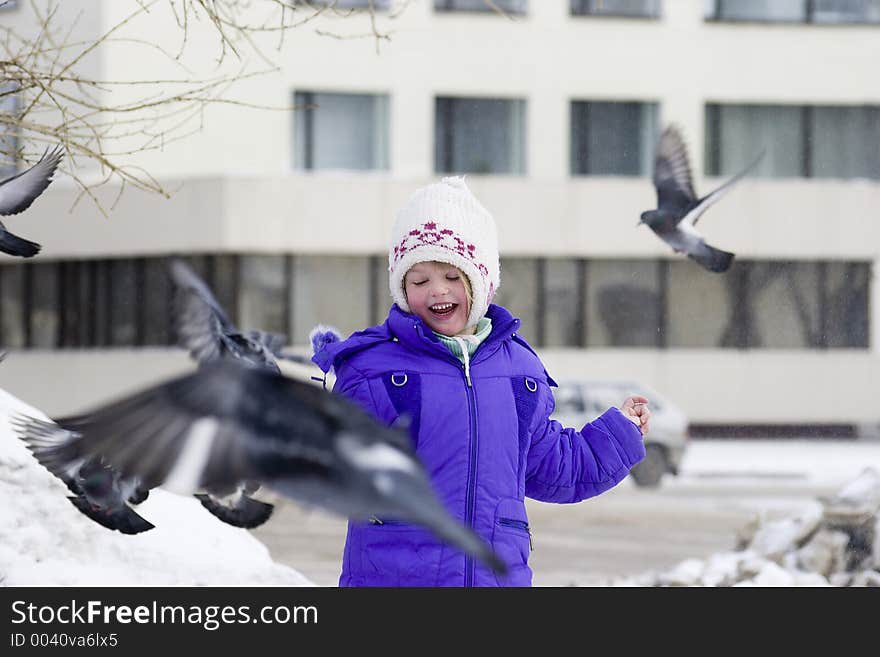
[524,387,646,504]
[332,361,381,419]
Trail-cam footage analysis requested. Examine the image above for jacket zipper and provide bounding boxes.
[412,322,481,586]
[497,518,534,551]
[463,363,478,586]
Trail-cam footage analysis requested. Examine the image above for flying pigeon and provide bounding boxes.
[168,258,314,528]
[2,342,152,534]
[15,419,154,534]
[169,258,311,373]
[0,145,64,258]
[638,125,763,273]
[11,361,506,574]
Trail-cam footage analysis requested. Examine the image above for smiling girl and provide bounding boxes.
[312,176,650,587]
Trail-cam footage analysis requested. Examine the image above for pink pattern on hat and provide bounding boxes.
[392,220,490,285]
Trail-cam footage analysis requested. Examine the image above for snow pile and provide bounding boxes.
[615,468,880,587]
[0,388,313,587]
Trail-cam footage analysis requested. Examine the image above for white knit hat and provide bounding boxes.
[389,176,500,329]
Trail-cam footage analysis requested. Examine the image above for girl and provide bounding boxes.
[312,176,650,587]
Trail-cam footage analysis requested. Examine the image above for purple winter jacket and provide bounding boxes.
[312,303,646,587]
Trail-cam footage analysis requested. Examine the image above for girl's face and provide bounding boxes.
[404,261,471,336]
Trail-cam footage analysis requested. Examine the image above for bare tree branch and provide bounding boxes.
[0,0,412,214]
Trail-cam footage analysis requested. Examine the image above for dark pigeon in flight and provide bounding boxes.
[14,418,153,534]
[169,258,310,373]
[638,125,763,273]
[11,361,507,575]
[168,258,311,528]
[0,145,64,258]
[4,345,152,534]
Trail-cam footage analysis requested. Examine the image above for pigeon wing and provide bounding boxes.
[687,149,765,226]
[653,125,698,216]
[50,363,340,494]
[0,145,64,216]
[169,259,237,363]
[10,416,84,495]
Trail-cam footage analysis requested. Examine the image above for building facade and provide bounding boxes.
[0,0,878,435]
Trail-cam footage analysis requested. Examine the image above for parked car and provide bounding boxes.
[549,379,689,488]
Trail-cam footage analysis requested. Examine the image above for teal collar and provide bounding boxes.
[433,317,493,363]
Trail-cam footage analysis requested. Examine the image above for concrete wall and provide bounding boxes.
[21,175,880,260]
[1,347,876,428]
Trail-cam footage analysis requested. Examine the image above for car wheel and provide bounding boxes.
[630,444,667,488]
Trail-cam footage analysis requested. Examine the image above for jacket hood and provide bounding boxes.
[311,303,521,374]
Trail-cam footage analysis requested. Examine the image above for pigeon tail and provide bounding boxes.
[67,497,155,534]
[0,230,41,257]
[689,245,735,273]
[309,324,342,357]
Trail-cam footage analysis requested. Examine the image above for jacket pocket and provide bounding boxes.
[491,498,533,587]
[348,520,443,586]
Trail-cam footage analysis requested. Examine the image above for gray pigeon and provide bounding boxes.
[14,419,154,534]
[169,258,310,373]
[5,343,152,534]
[11,361,506,574]
[168,259,307,528]
[638,125,763,273]
[0,145,64,258]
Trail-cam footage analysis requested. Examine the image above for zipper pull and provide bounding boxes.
[528,527,534,551]
[464,364,472,387]
[369,515,383,525]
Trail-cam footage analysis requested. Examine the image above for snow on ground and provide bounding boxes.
[679,438,880,487]
[3,382,879,587]
[609,446,880,587]
[0,388,312,587]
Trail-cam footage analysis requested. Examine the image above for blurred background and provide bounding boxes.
[0,0,878,443]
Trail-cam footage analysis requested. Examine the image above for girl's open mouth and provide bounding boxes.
[429,302,457,317]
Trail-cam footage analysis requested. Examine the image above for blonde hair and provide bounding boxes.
[460,271,474,318]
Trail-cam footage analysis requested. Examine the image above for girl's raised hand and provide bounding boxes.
[620,395,651,436]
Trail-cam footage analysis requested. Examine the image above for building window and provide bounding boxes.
[571,101,657,176]
[238,255,288,340]
[824,262,870,347]
[370,254,390,326]
[0,255,868,351]
[586,259,664,347]
[666,260,731,348]
[435,96,526,175]
[434,0,527,13]
[29,262,59,348]
[106,260,138,347]
[291,255,372,343]
[706,103,880,180]
[293,91,389,172]
[667,259,870,349]
[0,263,25,348]
[494,258,539,345]
[811,106,880,179]
[705,0,880,23]
[571,0,660,18]
[542,259,584,347]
